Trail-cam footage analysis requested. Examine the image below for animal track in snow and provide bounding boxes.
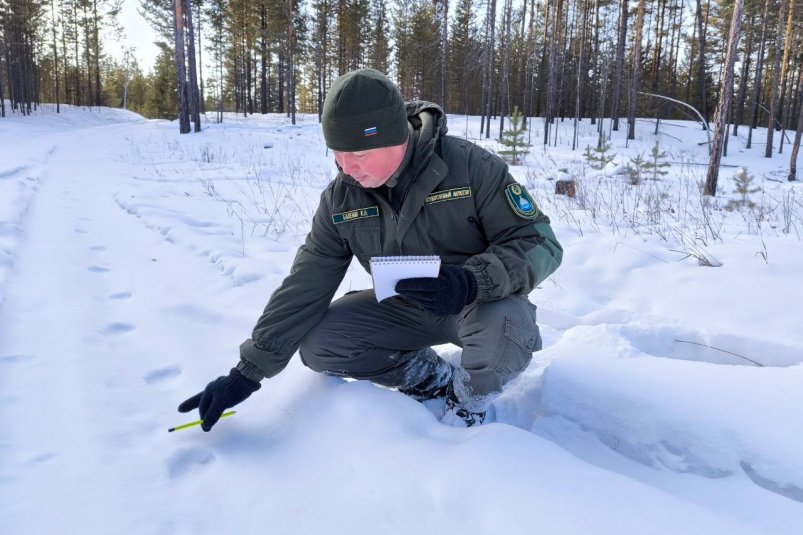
[87,266,111,273]
[26,452,56,466]
[0,354,35,364]
[144,366,181,385]
[0,165,29,180]
[89,245,107,252]
[102,323,136,335]
[109,291,132,300]
[167,447,215,478]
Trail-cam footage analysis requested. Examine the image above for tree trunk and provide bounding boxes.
[789,68,803,181]
[440,0,448,110]
[573,0,589,150]
[544,0,563,145]
[733,10,754,136]
[650,0,666,95]
[82,2,93,106]
[523,0,536,123]
[261,4,268,114]
[173,0,191,133]
[628,0,646,140]
[704,0,743,196]
[217,21,224,123]
[69,2,78,105]
[747,0,770,149]
[777,1,795,154]
[499,0,512,141]
[196,2,205,114]
[93,0,101,106]
[589,0,600,125]
[183,0,201,131]
[287,0,296,125]
[765,0,789,158]
[246,27,253,115]
[0,57,5,117]
[611,0,627,131]
[657,0,682,128]
[50,0,60,113]
[483,0,497,139]
[695,0,708,122]
[515,0,527,123]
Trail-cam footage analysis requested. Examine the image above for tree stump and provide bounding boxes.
[555,179,576,198]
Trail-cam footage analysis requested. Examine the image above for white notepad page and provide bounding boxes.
[370,256,441,302]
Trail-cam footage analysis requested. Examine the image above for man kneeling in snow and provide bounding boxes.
[179,69,562,428]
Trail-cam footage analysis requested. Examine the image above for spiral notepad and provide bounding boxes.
[370,255,441,302]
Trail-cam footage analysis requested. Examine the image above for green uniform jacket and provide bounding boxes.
[241,101,563,378]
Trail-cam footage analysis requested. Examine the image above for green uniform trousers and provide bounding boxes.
[298,290,541,402]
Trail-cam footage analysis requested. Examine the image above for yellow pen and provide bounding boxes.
[168,411,237,432]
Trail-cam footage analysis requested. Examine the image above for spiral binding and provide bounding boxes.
[370,255,440,265]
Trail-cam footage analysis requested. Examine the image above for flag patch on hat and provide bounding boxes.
[364,126,378,137]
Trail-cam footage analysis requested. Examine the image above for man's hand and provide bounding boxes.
[395,264,478,316]
[178,368,261,431]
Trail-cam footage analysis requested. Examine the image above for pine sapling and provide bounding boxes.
[644,141,671,181]
[584,134,616,170]
[626,153,647,185]
[498,107,532,165]
[731,167,761,208]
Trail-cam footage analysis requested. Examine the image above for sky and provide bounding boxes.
[114,0,162,71]
[1,104,802,532]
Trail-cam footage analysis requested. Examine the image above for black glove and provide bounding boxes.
[178,368,261,431]
[395,264,478,316]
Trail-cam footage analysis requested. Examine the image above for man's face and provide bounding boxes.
[333,141,408,188]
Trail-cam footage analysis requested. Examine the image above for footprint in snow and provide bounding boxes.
[144,366,181,385]
[73,228,87,234]
[89,245,107,252]
[168,447,215,478]
[109,291,132,300]
[87,266,111,273]
[102,323,136,335]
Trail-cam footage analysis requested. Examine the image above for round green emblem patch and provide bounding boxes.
[504,183,539,219]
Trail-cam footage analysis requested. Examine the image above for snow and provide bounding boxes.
[1,103,802,533]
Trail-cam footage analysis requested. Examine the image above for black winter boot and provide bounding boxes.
[441,396,486,427]
[440,381,487,427]
[398,348,454,402]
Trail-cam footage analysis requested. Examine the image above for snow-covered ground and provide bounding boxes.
[1,103,802,534]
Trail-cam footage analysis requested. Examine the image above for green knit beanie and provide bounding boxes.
[322,68,408,152]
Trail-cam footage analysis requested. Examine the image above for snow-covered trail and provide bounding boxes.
[0,122,240,532]
[2,113,802,534]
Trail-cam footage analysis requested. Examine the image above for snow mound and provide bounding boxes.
[535,327,803,502]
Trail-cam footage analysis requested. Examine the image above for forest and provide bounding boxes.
[1,0,802,181]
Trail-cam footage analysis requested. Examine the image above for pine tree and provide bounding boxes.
[704,0,743,195]
[498,107,531,165]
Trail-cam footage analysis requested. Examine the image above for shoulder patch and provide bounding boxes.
[424,187,472,205]
[504,184,539,219]
[332,206,380,224]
